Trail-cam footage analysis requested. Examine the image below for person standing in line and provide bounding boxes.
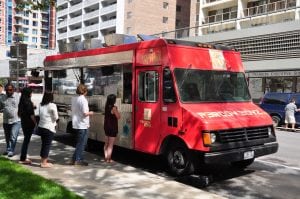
[0,84,5,126]
[284,98,299,130]
[18,87,37,164]
[0,83,21,157]
[71,84,93,166]
[38,91,58,168]
[104,94,120,163]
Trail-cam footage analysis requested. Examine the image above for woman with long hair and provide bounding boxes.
[104,94,121,163]
[38,91,58,168]
[18,87,36,164]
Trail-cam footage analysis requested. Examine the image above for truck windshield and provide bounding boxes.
[174,68,251,102]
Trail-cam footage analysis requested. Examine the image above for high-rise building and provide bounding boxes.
[56,0,191,43]
[159,0,300,102]
[0,0,56,78]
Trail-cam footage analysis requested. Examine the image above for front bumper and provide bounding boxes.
[203,142,279,164]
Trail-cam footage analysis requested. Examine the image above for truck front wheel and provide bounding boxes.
[166,142,195,176]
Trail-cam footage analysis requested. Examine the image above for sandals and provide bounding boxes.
[19,159,32,165]
[40,163,53,168]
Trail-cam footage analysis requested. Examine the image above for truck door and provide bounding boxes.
[134,68,161,153]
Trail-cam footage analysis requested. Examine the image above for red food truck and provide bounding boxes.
[44,37,278,176]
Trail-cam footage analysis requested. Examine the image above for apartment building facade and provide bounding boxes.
[56,0,191,43]
[156,0,300,102]
[0,0,56,78]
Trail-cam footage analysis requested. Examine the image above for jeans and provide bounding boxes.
[39,127,54,158]
[20,126,33,161]
[3,121,21,154]
[72,129,88,162]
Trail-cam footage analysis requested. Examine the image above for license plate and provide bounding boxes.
[244,151,254,160]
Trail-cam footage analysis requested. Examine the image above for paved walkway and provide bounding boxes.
[0,131,225,199]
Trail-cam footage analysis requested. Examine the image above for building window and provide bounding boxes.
[32,21,38,26]
[32,29,38,35]
[176,5,181,12]
[23,19,29,25]
[127,11,132,19]
[128,0,133,3]
[163,2,168,9]
[163,17,168,23]
[23,28,29,33]
[126,27,131,34]
[32,13,37,18]
[32,37,37,43]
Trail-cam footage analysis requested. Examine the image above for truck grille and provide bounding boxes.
[217,126,270,143]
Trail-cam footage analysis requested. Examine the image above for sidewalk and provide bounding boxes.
[0,131,225,199]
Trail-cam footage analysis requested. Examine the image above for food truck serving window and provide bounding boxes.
[174,69,251,102]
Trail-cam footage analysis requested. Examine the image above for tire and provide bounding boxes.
[271,115,281,127]
[166,142,195,176]
[231,158,255,169]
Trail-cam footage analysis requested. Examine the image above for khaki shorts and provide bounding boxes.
[285,114,296,124]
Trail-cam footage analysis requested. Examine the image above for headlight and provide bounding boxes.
[268,126,275,136]
[203,131,217,145]
[210,133,216,143]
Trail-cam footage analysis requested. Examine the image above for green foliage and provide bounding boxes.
[15,0,56,11]
[0,157,83,199]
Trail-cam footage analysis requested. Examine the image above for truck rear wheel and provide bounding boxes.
[166,142,195,176]
[231,158,255,169]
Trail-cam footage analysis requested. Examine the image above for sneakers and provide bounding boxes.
[7,152,14,157]
[74,161,88,166]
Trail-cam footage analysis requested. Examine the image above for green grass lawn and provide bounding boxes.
[0,156,83,199]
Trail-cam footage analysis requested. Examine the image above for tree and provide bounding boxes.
[15,0,56,11]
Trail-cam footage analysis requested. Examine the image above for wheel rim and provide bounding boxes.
[173,150,186,169]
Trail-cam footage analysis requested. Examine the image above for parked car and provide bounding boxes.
[259,92,300,127]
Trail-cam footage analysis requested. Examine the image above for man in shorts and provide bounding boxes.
[285,98,299,130]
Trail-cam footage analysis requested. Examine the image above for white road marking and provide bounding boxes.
[256,159,300,171]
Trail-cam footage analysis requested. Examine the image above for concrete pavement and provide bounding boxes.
[0,130,225,199]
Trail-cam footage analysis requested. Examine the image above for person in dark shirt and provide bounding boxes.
[104,94,120,163]
[18,87,37,164]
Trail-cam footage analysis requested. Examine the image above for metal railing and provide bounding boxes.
[244,0,296,17]
[204,10,237,24]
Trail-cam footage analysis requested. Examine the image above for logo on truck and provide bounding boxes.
[197,109,266,118]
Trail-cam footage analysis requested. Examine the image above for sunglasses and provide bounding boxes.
[6,89,13,92]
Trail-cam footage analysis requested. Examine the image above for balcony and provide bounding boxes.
[100,19,116,29]
[84,24,99,33]
[58,32,67,40]
[69,2,83,13]
[69,15,82,25]
[84,0,99,7]
[69,29,82,37]
[57,9,68,18]
[243,0,296,17]
[204,10,237,24]
[100,4,117,15]
[57,20,68,29]
[84,10,99,20]
[57,0,68,6]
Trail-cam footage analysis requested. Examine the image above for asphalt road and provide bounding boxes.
[53,128,300,199]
